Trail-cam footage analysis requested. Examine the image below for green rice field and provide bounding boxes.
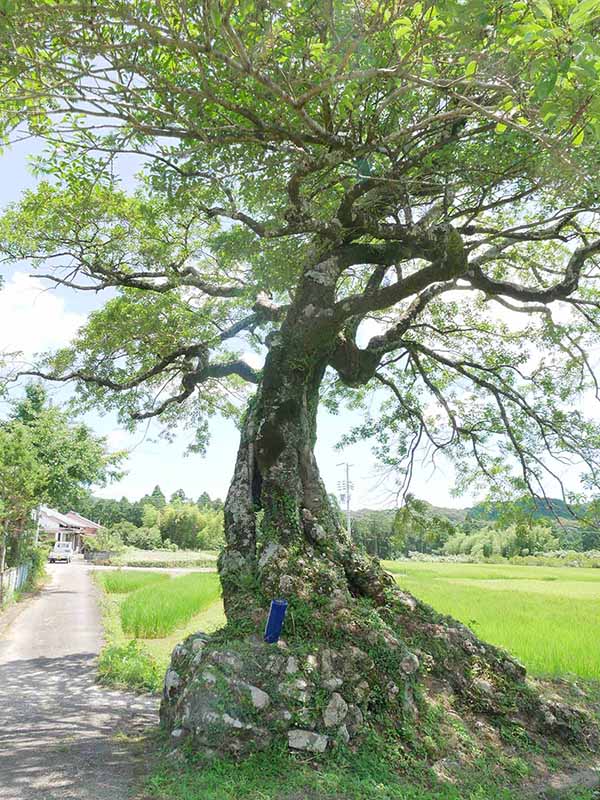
[120,571,222,638]
[97,561,600,690]
[96,569,171,594]
[384,560,600,680]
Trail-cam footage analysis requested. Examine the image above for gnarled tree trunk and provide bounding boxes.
[161,256,594,757]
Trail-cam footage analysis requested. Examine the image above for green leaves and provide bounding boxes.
[0,0,599,509]
[535,0,553,21]
[569,0,600,29]
[8,385,124,509]
[534,64,558,102]
[465,60,478,77]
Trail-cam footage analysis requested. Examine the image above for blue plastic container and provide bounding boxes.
[264,598,288,643]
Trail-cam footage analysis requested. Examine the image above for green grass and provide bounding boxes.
[145,734,596,800]
[95,570,226,693]
[91,560,600,798]
[97,640,163,692]
[384,560,600,680]
[120,572,222,638]
[142,597,226,671]
[96,569,171,594]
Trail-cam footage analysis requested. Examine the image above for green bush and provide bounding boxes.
[97,569,171,594]
[121,572,221,638]
[83,527,126,553]
[97,640,162,692]
[106,521,164,550]
[125,525,163,549]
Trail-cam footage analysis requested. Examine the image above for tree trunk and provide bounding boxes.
[212,338,591,748]
[163,259,594,756]
[219,319,398,633]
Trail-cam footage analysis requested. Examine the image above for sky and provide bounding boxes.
[0,138,474,510]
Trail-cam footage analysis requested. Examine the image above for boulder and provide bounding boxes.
[288,729,329,753]
[323,692,348,727]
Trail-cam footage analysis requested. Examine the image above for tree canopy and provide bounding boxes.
[2,0,600,503]
[0,384,121,575]
[10,385,123,510]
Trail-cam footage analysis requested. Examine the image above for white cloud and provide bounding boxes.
[0,272,86,359]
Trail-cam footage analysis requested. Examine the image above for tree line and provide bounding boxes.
[81,487,225,552]
[350,495,600,561]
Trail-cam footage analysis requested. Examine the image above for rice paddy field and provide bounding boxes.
[108,548,218,569]
[96,560,600,692]
[120,572,221,637]
[384,560,600,681]
[96,569,171,595]
[95,569,225,690]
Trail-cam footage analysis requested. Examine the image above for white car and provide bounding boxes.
[49,541,73,563]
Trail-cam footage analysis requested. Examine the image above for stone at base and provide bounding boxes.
[159,630,415,758]
[288,729,329,753]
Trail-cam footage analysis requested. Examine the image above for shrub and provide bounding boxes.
[443,523,558,559]
[83,527,125,553]
[106,521,164,550]
[121,572,221,638]
[97,640,162,692]
[97,569,171,594]
[161,538,179,552]
[19,544,49,592]
[125,526,163,550]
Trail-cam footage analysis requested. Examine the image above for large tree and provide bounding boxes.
[10,384,123,511]
[2,0,600,752]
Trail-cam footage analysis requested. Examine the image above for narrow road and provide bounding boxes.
[0,563,158,800]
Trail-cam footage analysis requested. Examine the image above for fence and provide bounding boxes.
[1,562,31,599]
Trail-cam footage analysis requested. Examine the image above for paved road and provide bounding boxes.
[0,563,158,800]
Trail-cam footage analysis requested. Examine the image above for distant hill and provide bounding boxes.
[351,497,587,527]
[466,497,584,524]
[423,503,469,524]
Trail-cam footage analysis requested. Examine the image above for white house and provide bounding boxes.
[39,507,102,552]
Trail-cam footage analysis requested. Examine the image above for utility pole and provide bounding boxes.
[336,462,353,538]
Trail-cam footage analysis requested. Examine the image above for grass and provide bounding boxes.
[96,569,171,594]
[384,560,600,680]
[96,560,600,688]
[142,597,226,669]
[144,724,598,800]
[97,640,163,692]
[91,561,600,799]
[121,572,222,638]
[95,570,226,693]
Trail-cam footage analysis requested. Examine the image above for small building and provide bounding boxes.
[39,507,102,552]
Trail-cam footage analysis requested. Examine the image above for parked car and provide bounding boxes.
[49,541,74,563]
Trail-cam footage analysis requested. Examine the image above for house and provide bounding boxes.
[39,506,102,552]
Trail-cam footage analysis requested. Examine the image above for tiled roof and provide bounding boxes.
[66,511,102,529]
[40,506,80,528]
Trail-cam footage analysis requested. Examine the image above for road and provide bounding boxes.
[0,562,158,800]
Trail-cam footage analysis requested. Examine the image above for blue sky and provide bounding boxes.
[0,138,470,509]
